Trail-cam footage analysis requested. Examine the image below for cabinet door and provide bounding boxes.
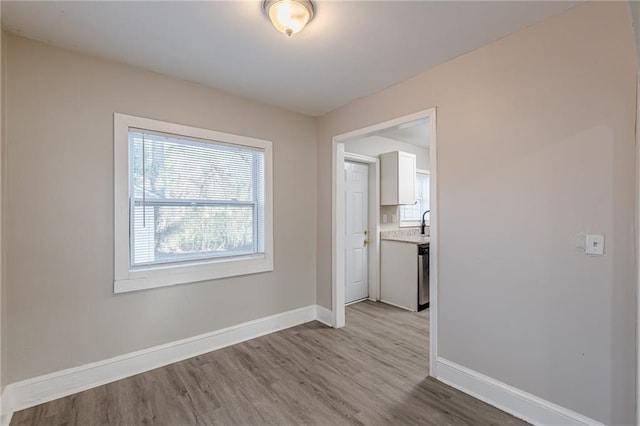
[380,240,418,311]
[397,152,416,205]
[380,151,399,205]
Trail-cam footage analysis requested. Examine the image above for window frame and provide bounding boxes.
[114,113,273,294]
[399,170,430,228]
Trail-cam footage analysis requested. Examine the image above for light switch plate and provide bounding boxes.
[585,234,604,256]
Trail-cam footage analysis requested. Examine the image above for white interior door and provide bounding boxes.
[345,161,369,304]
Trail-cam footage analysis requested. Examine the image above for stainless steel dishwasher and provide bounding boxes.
[418,243,429,311]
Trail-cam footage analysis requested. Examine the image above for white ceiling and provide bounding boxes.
[377,118,430,148]
[2,1,577,116]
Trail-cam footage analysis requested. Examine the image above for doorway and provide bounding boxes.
[331,108,438,374]
[344,161,369,304]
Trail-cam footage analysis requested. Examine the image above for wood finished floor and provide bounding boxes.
[11,301,527,425]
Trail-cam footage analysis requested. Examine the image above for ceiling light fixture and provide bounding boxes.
[263,0,315,37]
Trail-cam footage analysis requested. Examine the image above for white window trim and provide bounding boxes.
[399,169,430,228]
[114,113,274,293]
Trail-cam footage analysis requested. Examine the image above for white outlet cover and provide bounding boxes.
[585,234,604,256]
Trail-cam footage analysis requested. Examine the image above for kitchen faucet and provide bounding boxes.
[421,210,430,235]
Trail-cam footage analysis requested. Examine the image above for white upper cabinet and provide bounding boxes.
[380,151,417,205]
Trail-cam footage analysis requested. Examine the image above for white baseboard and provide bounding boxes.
[0,396,9,426]
[0,413,11,426]
[2,304,329,417]
[435,358,603,426]
[315,305,333,327]
[7,309,601,426]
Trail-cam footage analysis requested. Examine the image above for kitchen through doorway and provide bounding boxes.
[333,108,438,374]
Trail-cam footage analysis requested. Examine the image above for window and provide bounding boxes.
[114,113,273,293]
[399,171,430,227]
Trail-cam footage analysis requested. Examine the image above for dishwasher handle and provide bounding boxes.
[418,244,430,308]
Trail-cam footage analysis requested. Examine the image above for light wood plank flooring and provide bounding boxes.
[11,301,526,425]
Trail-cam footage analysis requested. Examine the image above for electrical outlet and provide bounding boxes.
[585,234,604,256]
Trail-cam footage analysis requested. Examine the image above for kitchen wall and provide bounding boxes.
[316,2,636,424]
[345,134,429,232]
[4,34,317,383]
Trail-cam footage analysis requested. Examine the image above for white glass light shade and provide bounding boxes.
[264,0,314,37]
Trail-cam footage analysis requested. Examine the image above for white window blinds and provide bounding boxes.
[129,129,266,267]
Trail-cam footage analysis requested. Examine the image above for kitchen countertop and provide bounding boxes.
[380,229,430,245]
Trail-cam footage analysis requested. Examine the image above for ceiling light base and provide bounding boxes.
[263,0,315,37]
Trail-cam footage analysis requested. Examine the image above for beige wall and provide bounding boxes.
[4,34,317,383]
[317,3,636,424]
[629,1,640,63]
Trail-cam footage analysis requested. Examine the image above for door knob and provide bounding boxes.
[363,239,369,246]
[364,230,368,235]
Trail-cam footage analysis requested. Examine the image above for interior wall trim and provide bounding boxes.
[315,305,333,327]
[3,309,602,425]
[0,414,10,426]
[0,414,11,426]
[435,357,603,426]
[1,304,324,417]
[0,396,11,426]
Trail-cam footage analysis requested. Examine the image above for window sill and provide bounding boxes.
[114,254,273,294]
